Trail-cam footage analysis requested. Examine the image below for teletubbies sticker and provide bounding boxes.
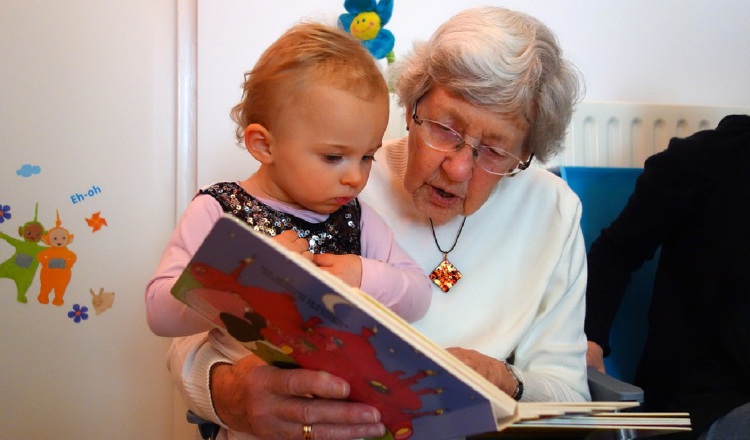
[1,164,115,322]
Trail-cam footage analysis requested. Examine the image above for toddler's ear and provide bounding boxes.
[244,123,274,164]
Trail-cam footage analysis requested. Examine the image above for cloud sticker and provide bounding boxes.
[17,164,41,177]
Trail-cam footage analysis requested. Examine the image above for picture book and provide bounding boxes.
[171,215,686,440]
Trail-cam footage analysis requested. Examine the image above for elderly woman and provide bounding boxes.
[169,6,587,440]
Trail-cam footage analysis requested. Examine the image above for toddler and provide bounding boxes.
[146,22,431,336]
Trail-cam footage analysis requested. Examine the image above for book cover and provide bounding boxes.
[172,215,517,440]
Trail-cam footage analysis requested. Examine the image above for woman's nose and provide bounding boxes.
[441,143,475,181]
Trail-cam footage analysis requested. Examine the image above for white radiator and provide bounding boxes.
[549,101,750,168]
[384,98,750,168]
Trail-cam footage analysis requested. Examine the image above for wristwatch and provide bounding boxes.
[503,361,524,401]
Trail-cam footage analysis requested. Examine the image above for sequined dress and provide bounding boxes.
[200,182,361,255]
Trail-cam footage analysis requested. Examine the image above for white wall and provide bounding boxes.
[388,1,750,107]
[194,0,750,188]
[0,1,192,439]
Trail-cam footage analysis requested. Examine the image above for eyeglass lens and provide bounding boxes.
[417,118,524,175]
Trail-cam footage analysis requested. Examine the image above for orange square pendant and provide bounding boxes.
[430,258,462,292]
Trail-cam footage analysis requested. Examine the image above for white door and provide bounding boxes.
[0,1,187,438]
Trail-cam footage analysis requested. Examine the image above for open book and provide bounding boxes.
[172,215,688,439]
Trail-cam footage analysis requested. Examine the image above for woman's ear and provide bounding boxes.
[244,123,274,164]
[404,105,412,131]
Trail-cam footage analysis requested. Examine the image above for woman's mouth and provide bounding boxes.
[428,185,461,207]
[435,187,455,198]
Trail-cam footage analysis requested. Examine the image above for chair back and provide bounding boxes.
[552,166,659,384]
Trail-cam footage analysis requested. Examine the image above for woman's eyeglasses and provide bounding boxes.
[412,102,532,177]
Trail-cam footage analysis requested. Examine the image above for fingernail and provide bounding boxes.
[334,381,349,398]
[361,423,385,437]
[363,409,381,423]
[357,424,385,437]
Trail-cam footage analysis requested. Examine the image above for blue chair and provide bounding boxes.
[552,166,660,401]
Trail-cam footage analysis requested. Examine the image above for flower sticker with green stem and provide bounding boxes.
[339,0,395,62]
[68,304,89,323]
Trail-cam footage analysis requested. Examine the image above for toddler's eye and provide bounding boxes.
[324,155,342,163]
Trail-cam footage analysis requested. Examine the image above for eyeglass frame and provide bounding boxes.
[411,100,534,177]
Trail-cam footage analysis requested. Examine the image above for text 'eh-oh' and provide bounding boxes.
[70,185,102,204]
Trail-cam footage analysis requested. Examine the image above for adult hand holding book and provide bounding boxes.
[210,358,386,439]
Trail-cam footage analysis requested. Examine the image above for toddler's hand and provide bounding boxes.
[313,253,362,288]
[273,230,313,262]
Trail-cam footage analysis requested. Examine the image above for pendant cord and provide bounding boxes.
[429,217,467,255]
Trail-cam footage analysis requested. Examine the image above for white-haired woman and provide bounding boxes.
[168,7,587,440]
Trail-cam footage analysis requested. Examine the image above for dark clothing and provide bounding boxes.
[200,182,362,255]
[585,115,750,438]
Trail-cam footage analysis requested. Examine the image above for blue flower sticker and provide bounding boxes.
[0,204,11,223]
[339,0,395,60]
[68,304,89,323]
